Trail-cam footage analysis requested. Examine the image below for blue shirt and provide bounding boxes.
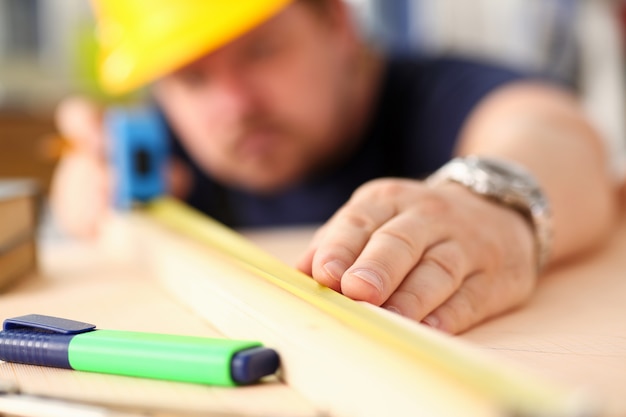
[169,56,524,228]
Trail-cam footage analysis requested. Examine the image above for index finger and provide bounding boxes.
[308,185,398,292]
[309,180,446,304]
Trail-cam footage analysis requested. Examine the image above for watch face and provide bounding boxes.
[481,159,513,177]
[471,157,545,210]
[480,158,528,182]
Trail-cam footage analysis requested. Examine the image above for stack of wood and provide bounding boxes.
[0,179,40,290]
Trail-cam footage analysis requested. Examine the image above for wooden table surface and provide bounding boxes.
[0,208,625,416]
[0,219,320,417]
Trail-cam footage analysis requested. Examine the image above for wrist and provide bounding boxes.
[427,156,553,272]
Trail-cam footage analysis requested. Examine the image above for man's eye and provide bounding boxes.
[245,40,280,61]
[175,69,208,88]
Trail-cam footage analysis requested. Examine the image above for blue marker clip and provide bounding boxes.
[106,106,169,209]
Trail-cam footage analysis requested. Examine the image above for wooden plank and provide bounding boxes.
[128,199,594,417]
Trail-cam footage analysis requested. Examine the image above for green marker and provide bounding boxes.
[0,314,280,386]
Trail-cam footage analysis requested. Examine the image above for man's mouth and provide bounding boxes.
[235,128,281,160]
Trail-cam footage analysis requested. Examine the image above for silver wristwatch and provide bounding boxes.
[427,156,553,271]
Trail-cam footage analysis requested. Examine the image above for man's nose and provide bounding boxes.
[211,71,259,117]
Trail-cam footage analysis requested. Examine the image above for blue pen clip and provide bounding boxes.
[0,314,96,368]
[3,314,96,335]
[106,106,170,209]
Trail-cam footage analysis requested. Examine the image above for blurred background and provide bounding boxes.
[1,0,625,193]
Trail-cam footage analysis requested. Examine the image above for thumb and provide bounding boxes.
[55,96,107,157]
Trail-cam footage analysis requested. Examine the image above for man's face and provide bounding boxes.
[154,1,361,193]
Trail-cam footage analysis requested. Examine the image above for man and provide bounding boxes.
[51,0,618,334]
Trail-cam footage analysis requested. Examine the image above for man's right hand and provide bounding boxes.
[49,96,113,237]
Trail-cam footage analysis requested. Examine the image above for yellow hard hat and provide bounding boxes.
[92,0,294,95]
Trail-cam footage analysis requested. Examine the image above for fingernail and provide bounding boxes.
[421,315,439,329]
[323,260,347,282]
[350,269,383,293]
[385,305,401,315]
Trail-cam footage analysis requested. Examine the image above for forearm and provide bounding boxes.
[456,82,619,264]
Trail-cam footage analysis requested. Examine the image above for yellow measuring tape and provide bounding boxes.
[146,197,587,417]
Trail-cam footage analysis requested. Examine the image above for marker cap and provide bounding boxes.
[231,346,280,384]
